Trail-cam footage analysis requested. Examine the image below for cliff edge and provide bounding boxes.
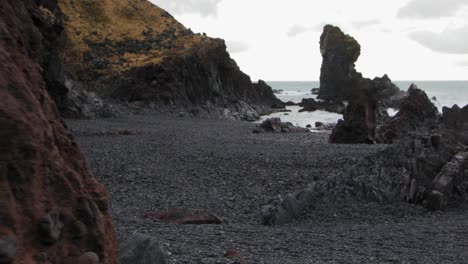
[45,0,280,119]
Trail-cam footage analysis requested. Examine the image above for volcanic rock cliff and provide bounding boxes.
[320,25,405,143]
[44,0,281,119]
[0,0,117,263]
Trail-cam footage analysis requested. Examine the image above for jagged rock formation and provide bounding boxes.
[318,25,362,101]
[253,118,308,133]
[318,25,405,143]
[376,84,439,144]
[318,25,401,103]
[43,0,280,119]
[263,118,468,225]
[0,1,117,263]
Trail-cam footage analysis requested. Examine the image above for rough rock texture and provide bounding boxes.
[298,98,345,114]
[0,0,117,263]
[318,25,405,144]
[376,84,439,144]
[253,118,308,133]
[264,130,468,225]
[119,233,167,264]
[318,25,362,101]
[329,85,378,144]
[44,0,280,119]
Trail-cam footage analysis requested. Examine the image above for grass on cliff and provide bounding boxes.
[55,0,207,74]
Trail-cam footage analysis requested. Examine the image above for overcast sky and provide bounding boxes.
[151,0,468,81]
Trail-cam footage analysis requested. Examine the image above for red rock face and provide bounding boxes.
[0,1,117,263]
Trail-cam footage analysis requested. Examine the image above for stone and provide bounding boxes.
[432,152,468,195]
[0,235,15,264]
[426,190,446,211]
[119,233,167,264]
[254,118,307,133]
[144,209,223,225]
[78,252,100,264]
[38,213,63,244]
[376,84,439,143]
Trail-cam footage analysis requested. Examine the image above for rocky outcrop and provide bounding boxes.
[317,25,362,101]
[298,98,345,114]
[119,233,167,264]
[263,130,468,225]
[42,0,281,119]
[253,118,308,133]
[318,25,406,144]
[317,25,402,104]
[376,84,439,143]
[0,1,117,263]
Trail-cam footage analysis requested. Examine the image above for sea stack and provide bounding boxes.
[318,25,362,101]
[320,25,402,143]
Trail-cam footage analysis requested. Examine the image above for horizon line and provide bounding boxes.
[265,80,468,82]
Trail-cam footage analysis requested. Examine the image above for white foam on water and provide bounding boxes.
[256,106,342,130]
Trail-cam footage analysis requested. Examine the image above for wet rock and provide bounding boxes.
[119,233,167,264]
[0,235,15,264]
[254,118,307,133]
[311,88,319,95]
[144,209,223,225]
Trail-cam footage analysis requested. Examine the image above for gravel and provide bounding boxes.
[67,114,468,264]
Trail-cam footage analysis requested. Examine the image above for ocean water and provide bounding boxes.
[258,81,468,129]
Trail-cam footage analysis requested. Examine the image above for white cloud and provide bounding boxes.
[398,0,468,19]
[287,24,324,37]
[456,60,468,67]
[409,25,468,54]
[226,41,249,54]
[352,19,380,29]
[151,0,223,17]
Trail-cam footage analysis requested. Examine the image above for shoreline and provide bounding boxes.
[67,113,468,263]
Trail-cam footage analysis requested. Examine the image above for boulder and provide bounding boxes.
[298,98,345,114]
[0,1,117,262]
[254,118,308,133]
[119,233,167,264]
[376,84,439,143]
[442,104,468,130]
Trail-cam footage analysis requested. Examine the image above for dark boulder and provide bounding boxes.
[254,118,308,133]
[376,84,439,143]
[119,233,167,264]
[442,104,468,130]
[298,98,345,114]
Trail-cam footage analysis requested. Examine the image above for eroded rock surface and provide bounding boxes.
[0,1,117,262]
[42,0,281,119]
